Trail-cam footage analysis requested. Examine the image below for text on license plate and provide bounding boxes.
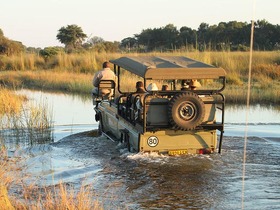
[168,150,188,156]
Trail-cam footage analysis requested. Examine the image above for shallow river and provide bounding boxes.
[2,90,280,209]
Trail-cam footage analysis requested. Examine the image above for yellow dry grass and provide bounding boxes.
[0,88,27,116]
[0,147,16,210]
[1,51,280,103]
[0,147,103,210]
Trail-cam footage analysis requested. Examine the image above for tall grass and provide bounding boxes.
[1,51,279,74]
[0,52,119,73]
[1,51,280,104]
[0,88,27,116]
[0,88,54,146]
[0,71,93,95]
[0,147,16,209]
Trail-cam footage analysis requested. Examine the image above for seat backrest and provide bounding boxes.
[145,96,169,126]
[98,80,115,100]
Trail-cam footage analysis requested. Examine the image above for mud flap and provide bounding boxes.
[120,129,132,152]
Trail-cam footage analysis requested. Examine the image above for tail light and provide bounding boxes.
[197,148,212,154]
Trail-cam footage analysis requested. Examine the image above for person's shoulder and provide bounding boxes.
[103,67,111,71]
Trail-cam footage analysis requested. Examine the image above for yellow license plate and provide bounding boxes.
[168,150,188,156]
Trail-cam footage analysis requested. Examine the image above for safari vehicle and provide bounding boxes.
[94,56,226,155]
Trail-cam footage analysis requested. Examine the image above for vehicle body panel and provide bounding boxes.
[94,56,226,154]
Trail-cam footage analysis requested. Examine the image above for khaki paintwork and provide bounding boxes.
[110,56,226,80]
[95,56,226,154]
[97,96,219,154]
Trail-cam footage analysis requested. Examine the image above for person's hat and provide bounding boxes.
[147,83,158,91]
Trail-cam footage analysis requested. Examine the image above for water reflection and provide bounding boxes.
[224,104,280,124]
[221,104,280,137]
[6,89,280,145]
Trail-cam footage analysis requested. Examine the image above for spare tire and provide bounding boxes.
[168,92,205,130]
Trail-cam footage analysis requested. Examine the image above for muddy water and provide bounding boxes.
[4,90,280,209]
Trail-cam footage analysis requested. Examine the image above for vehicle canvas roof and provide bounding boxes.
[110,56,226,80]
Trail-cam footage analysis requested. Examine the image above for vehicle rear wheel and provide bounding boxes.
[168,92,205,130]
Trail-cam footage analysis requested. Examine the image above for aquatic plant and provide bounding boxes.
[0,88,54,146]
[0,88,26,116]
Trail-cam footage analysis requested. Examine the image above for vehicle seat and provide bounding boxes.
[128,93,145,122]
[97,80,115,100]
[145,96,169,126]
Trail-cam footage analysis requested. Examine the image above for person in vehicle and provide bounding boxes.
[135,81,146,93]
[189,79,201,90]
[134,82,158,120]
[130,81,146,121]
[147,82,158,91]
[161,84,169,91]
[92,61,117,98]
[180,79,201,90]
[181,80,189,90]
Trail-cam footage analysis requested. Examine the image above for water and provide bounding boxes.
[16,89,97,141]
[2,90,280,209]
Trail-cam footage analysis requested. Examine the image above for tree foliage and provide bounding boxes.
[121,19,280,52]
[0,30,24,56]
[39,47,64,60]
[56,24,87,52]
[2,19,280,56]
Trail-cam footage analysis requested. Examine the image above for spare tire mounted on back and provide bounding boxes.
[168,92,205,130]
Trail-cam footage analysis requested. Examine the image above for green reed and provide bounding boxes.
[0,88,54,146]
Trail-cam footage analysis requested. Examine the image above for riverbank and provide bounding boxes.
[1,51,280,104]
[0,69,279,104]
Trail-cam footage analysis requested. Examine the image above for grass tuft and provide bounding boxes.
[0,88,54,145]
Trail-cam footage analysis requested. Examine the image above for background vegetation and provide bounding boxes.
[0,51,279,104]
[0,20,279,209]
[1,20,280,56]
[0,21,279,104]
[126,20,280,52]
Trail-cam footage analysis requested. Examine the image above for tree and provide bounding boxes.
[161,24,179,50]
[136,28,153,51]
[39,47,64,60]
[82,36,104,50]
[88,36,105,45]
[0,28,24,56]
[254,19,279,50]
[56,24,87,52]
[120,37,137,51]
[197,23,209,51]
[179,26,197,50]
